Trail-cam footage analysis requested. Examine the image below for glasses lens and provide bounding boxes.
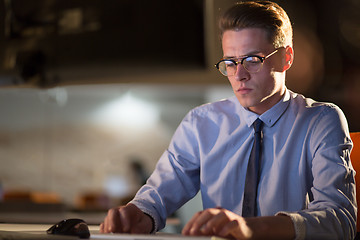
[218,60,237,76]
[242,56,263,73]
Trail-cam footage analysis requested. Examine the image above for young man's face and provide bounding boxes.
[222,28,288,115]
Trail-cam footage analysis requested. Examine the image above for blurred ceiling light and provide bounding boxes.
[38,87,68,107]
[104,175,130,198]
[92,92,160,129]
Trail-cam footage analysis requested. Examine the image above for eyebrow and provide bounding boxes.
[223,51,263,59]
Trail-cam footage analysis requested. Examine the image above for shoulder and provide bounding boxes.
[289,91,344,117]
[190,96,240,118]
[180,96,242,131]
[288,91,348,131]
[170,96,241,151]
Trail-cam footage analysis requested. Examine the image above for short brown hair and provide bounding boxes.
[219,1,293,48]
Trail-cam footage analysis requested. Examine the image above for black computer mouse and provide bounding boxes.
[47,218,90,239]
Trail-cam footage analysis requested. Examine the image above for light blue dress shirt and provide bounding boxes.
[131,89,356,239]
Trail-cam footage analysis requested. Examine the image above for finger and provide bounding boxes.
[201,211,228,235]
[101,212,110,233]
[218,220,239,238]
[99,223,104,233]
[102,211,110,233]
[219,219,252,239]
[119,205,138,233]
[182,211,203,235]
[105,207,122,233]
[185,210,217,236]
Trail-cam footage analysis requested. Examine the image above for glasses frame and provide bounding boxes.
[215,49,279,76]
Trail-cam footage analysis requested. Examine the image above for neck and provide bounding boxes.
[249,86,286,115]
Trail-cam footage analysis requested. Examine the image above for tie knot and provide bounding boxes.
[253,119,263,133]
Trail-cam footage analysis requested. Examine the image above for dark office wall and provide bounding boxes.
[275,0,360,132]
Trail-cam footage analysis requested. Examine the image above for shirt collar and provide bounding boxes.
[239,89,291,128]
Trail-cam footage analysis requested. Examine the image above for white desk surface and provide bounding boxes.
[0,224,227,240]
[0,223,99,232]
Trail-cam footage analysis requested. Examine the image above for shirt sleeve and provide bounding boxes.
[130,110,201,231]
[281,104,357,239]
[275,212,306,240]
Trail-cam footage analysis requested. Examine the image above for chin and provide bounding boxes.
[236,96,255,108]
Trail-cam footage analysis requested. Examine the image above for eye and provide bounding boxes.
[223,60,236,67]
[243,56,262,64]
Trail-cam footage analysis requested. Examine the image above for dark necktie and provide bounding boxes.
[242,118,263,217]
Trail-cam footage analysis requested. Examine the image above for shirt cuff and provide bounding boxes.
[276,211,306,240]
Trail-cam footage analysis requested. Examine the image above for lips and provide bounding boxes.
[237,87,252,94]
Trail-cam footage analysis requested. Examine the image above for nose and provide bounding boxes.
[234,63,250,81]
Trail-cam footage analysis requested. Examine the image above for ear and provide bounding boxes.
[282,46,294,71]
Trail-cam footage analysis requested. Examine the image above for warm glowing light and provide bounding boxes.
[92,92,160,129]
[104,176,130,198]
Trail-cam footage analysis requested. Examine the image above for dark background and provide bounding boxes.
[277,0,360,132]
[0,0,359,131]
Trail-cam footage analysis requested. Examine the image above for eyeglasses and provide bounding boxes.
[215,49,279,76]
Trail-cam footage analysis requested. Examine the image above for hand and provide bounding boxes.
[182,208,295,240]
[100,203,153,234]
[182,207,253,239]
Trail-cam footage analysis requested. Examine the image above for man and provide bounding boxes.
[100,1,356,239]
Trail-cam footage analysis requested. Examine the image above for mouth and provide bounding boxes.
[237,87,252,94]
